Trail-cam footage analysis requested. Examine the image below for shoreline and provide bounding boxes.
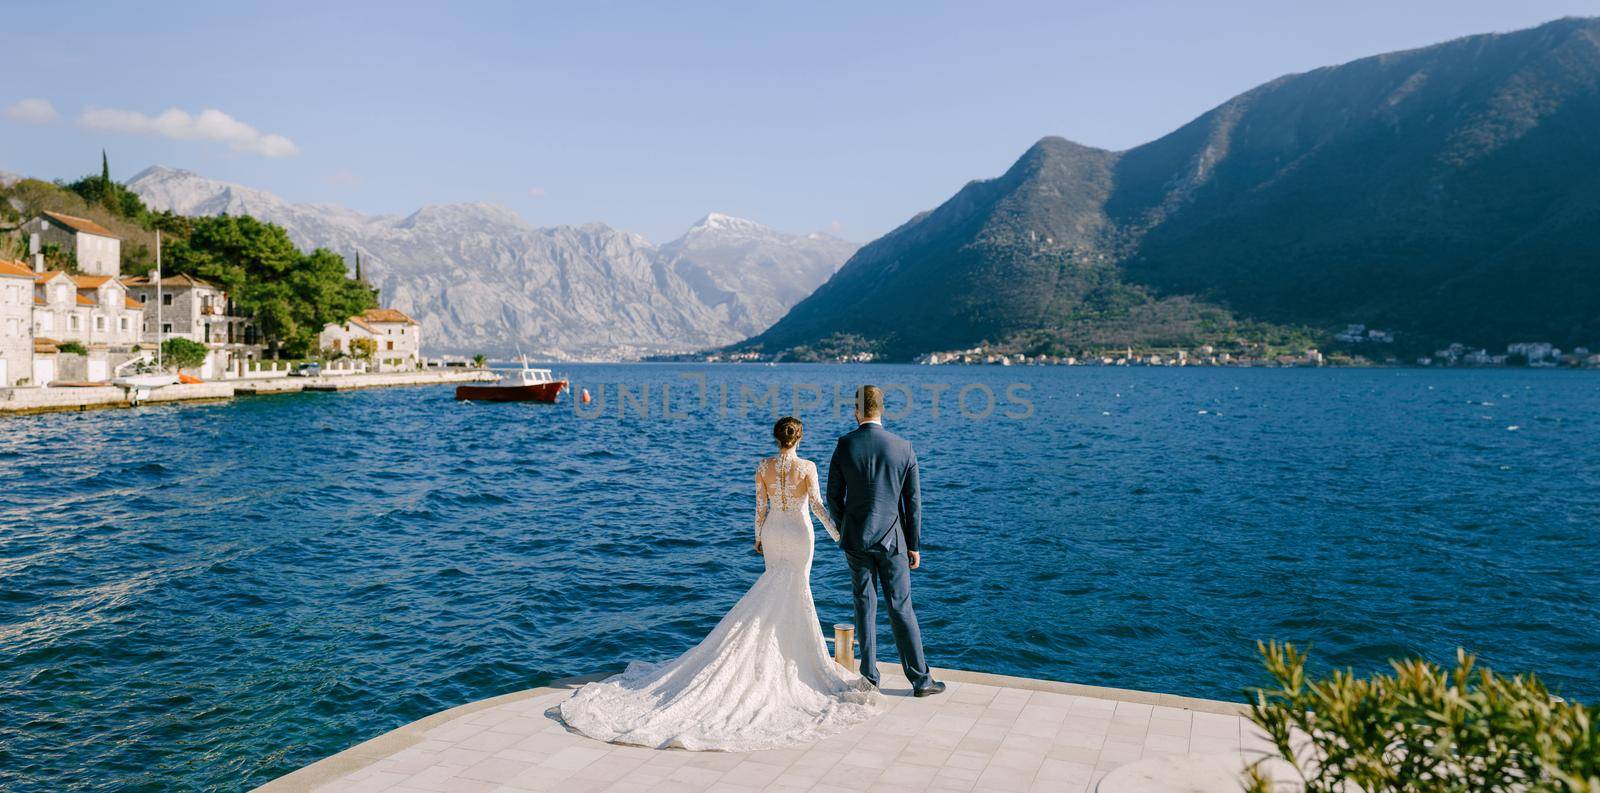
[0,369,497,416]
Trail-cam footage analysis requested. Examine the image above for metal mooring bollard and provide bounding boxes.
[833,623,855,672]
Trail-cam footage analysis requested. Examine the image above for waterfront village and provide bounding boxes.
[0,210,468,407]
[710,324,1600,368]
[910,331,1600,368]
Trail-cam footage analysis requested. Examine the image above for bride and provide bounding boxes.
[558,416,883,751]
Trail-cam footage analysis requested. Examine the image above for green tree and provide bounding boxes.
[63,152,149,221]
[472,354,487,368]
[350,337,377,360]
[161,338,208,373]
[163,215,375,356]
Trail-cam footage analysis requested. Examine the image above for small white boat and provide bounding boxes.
[113,373,180,388]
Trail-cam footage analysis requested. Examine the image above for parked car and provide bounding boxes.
[289,362,322,377]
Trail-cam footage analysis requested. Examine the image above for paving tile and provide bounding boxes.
[1035,758,1093,784]
[930,764,982,791]
[459,729,525,753]
[973,762,1034,792]
[719,760,787,787]
[815,762,881,791]
[288,673,1264,793]
[542,744,611,771]
[897,743,953,768]
[879,763,939,788]
[667,764,726,787]
[1191,711,1243,738]
[459,757,532,784]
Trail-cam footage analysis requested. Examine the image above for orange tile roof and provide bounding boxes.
[348,316,379,333]
[360,307,417,325]
[71,274,115,288]
[122,273,219,289]
[125,297,144,309]
[34,338,60,353]
[0,258,35,278]
[41,210,119,239]
[75,293,98,306]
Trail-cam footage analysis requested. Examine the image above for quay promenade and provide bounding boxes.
[0,369,497,415]
[257,665,1279,793]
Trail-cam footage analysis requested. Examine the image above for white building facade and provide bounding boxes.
[123,273,260,378]
[319,308,423,372]
[31,272,143,349]
[30,211,122,277]
[0,260,36,386]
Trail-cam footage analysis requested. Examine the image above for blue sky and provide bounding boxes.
[3,1,1595,242]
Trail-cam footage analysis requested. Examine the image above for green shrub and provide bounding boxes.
[1246,641,1598,792]
[161,337,208,372]
[58,341,87,355]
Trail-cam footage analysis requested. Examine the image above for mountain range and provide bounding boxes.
[749,17,1600,360]
[127,167,856,359]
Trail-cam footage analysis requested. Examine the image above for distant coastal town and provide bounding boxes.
[0,210,428,382]
[687,324,1600,369]
[0,161,501,414]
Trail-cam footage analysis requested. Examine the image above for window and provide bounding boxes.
[96,316,105,331]
[387,340,394,350]
[70,316,80,330]
[162,323,172,334]
[163,293,173,306]
[120,317,129,331]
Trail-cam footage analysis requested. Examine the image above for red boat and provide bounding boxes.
[455,365,568,403]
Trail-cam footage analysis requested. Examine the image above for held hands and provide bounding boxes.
[908,550,921,570]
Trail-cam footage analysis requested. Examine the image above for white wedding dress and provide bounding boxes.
[558,450,883,751]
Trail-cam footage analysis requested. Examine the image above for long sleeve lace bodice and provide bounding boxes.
[805,462,839,542]
[755,453,839,546]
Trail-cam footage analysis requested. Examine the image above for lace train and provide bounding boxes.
[559,460,881,751]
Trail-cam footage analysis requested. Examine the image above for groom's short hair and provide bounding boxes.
[855,385,883,419]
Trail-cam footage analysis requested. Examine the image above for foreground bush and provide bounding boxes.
[1246,641,1598,792]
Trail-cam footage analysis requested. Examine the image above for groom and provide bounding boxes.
[827,385,944,697]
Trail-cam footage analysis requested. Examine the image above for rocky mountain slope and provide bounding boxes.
[748,17,1600,359]
[128,167,854,358]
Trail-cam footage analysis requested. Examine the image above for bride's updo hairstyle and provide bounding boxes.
[773,416,803,450]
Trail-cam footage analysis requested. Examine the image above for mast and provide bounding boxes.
[155,230,163,369]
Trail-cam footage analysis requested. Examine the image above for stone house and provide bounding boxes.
[0,259,35,386]
[29,211,122,276]
[31,271,143,349]
[123,273,260,378]
[319,308,422,372]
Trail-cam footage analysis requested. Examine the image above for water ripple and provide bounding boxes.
[1,365,1598,791]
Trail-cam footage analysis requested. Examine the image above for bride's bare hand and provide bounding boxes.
[754,541,763,555]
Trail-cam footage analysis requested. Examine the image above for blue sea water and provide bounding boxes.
[2,364,1598,792]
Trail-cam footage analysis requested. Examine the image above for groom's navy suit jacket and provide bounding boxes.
[826,422,921,553]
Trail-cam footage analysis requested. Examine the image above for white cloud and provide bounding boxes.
[5,98,59,124]
[527,186,547,198]
[829,219,843,234]
[78,106,299,157]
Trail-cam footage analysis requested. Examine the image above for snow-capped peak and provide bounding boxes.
[688,212,771,236]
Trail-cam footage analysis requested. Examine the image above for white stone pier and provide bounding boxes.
[257,666,1277,793]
